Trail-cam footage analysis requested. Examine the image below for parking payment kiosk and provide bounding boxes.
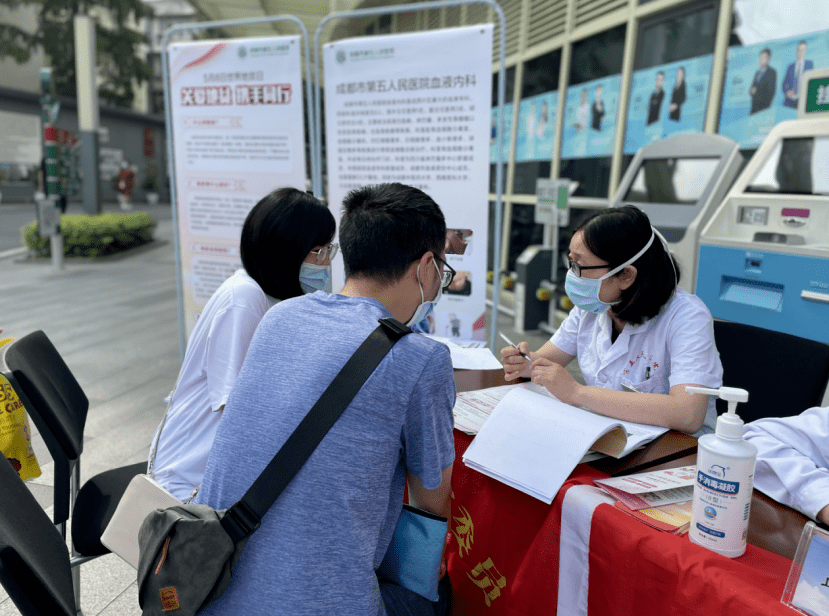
[612,133,743,293]
[696,69,829,345]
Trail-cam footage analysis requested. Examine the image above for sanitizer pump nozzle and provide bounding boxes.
[686,386,749,438]
[686,385,755,558]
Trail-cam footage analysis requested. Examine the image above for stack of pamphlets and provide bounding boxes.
[453,384,520,434]
[594,466,696,533]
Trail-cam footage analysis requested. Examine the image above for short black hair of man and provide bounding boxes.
[761,48,772,58]
[339,183,446,283]
[577,204,680,325]
[240,187,335,300]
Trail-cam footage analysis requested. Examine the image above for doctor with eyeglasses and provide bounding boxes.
[501,205,723,436]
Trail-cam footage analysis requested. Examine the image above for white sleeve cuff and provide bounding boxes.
[668,371,723,389]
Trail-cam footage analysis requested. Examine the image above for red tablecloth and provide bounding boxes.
[587,503,799,615]
[447,429,799,616]
[447,431,607,615]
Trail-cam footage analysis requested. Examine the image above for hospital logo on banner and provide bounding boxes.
[339,47,395,63]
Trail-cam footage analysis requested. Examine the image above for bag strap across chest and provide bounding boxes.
[220,317,412,544]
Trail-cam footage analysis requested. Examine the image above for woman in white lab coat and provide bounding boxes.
[149,188,337,501]
[744,408,829,525]
[501,205,722,436]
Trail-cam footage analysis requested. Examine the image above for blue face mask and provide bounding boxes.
[299,263,332,294]
[564,230,656,314]
[406,259,443,328]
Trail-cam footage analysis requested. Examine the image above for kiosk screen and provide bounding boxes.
[624,157,721,205]
[746,137,829,196]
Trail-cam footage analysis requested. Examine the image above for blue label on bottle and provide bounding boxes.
[696,522,725,538]
[697,471,739,495]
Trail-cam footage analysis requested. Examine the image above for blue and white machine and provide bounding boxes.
[696,68,829,345]
[612,133,743,293]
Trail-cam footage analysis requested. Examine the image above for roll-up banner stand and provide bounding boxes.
[315,0,507,351]
[162,17,318,356]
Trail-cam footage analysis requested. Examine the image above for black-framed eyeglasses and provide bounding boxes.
[310,243,339,265]
[567,257,609,278]
[433,254,456,289]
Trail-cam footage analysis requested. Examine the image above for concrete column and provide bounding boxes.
[608,15,638,196]
[74,15,101,215]
[704,0,735,133]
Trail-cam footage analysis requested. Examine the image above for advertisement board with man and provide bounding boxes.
[719,30,829,148]
[625,54,714,154]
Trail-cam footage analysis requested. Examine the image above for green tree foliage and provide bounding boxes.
[0,0,153,108]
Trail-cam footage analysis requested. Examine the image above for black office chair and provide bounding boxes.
[0,331,147,605]
[0,332,86,533]
[713,320,829,423]
[0,452,77,616]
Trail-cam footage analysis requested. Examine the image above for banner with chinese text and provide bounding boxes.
[167,36,306,336]
[324,25,493,340]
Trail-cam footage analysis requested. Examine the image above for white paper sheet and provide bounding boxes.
[423,334,503,370]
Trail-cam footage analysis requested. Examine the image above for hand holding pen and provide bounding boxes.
[499,332,533,381]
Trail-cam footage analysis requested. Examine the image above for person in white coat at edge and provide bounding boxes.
[149,187,337,501]
[744,408,829,526]
[501,205,723,436]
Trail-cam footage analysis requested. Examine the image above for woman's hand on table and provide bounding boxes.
[501,342,532,381]
[530,358,582,405]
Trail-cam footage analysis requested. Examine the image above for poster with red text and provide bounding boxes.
[167,36,306,336]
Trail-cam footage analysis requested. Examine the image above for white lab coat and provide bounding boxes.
[744,407,829,520]
[150,269,277,501]
[551,288,723,436]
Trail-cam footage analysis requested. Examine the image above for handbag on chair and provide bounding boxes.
[136,318,447,616]
[101,375,189,568]
[101,473,180,568]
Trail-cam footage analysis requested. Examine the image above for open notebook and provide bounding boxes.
[462,385,668,504]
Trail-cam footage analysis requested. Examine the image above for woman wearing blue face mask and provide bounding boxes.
[149,187,335,501]
[501,205,723,436]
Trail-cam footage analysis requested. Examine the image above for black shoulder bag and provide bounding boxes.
[137,318,411,616]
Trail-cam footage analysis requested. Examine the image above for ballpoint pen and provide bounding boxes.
[499,331,531,362]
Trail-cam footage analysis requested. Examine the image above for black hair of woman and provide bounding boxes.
[240,187,336,300]
[577,204,680,325]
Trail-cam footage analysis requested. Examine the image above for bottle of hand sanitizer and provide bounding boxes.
[686,386,757,558]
